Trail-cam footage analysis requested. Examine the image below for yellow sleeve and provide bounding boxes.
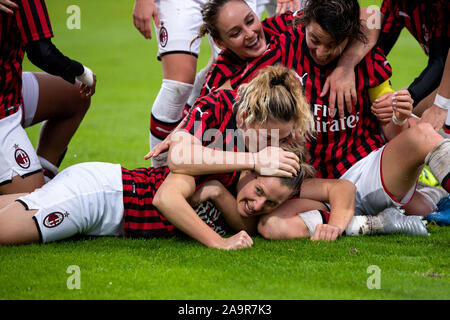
[368,80,395,103]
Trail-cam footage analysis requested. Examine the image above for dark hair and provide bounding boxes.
[299,0,367,46]
[192,0,248,45]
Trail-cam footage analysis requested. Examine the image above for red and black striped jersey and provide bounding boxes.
[179,89,245,152]
[304,45,391,178]
[200,11,299,97]
[121,166,239,238]
[200,25,392,179]
[0,0,53,120]
[380,0,449,56]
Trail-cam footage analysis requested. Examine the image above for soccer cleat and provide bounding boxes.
[370,207,429,236]
[418,166,440,187]
[426,195,450,226]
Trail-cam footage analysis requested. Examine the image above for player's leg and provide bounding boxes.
[382,122,450,198]
[0,108,45,195]
[27,72,90,179]
[0,200,40,245]
[149,0,207,167]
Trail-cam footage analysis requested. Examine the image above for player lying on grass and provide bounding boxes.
[0,139,360,248]
[0,138,429,248]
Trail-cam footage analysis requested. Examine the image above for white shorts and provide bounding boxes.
[0,108,42,185]
[22,72,39,128]
[339,146,416,216]
[17,162,125,243]
[154,0,257,58]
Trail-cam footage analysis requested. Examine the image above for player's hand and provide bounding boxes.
[310,224,342,241]
[420,104,447,130]
[321,65,357,118]
[371,92,394,124]
[0,0,18,14]
[391,89,413,123]
[144,138,171,160]
[189,180,224,207]
[79,73,96,98]
[276,0,301,15]
[217,230,253,250]
[254,146,300,177]
[132,0,161,39]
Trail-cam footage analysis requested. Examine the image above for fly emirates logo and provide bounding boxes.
[313,104,360,133]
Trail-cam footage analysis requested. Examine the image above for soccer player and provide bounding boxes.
[0,0,96,195]
[132,0,262,167]
[375,0,450,130]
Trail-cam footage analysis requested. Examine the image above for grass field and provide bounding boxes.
[0,0,449,301]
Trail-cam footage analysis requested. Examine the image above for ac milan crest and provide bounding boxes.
[14,144,30,169]
[43,212,66,228]
[159,23,168,47]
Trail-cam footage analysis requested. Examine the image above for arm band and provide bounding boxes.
[368,79,395,103]
[434,94,450,110]
[25,39,84,84]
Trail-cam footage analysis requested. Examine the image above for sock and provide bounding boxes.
[38,155,58,182]
[444,111,450,134]
[149,114,181,168]
[344,216,371,236]
[297,210,329,235]
[425,139,450,193]
[149,79,194,167]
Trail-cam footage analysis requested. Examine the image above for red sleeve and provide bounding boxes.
[178,94,219,141]
[380,0,403,36]
[15,0,53,45]
[358,46,393,90]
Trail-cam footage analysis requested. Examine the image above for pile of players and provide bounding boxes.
[0,0,449,249]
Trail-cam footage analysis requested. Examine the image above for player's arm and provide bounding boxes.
[409,38,446,108]
[25,39,94,86]
[321,7,381,118]
[369,81,414,140]
[189,180,258,234]
[299,178,356,239]
[153,172,253,250]
[168,131,299,177]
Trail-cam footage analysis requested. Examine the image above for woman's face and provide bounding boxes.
[305,21,349,66]
[235,172,292,217]
[214,1,266,60]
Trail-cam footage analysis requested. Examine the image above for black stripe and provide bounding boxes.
[15,199,29,210]
[158,50,198,60]
[32,216,44,243]
[27,0,45,39]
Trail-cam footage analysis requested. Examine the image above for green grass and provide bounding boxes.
[1,0,448,300]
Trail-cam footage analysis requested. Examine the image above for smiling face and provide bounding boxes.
[305,21,349,66]
[213,1,266,60]
[235,172,293,217]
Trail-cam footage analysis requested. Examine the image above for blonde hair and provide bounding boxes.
[234,64,315,143]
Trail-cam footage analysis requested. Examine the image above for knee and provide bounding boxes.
[407,122,441,150]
